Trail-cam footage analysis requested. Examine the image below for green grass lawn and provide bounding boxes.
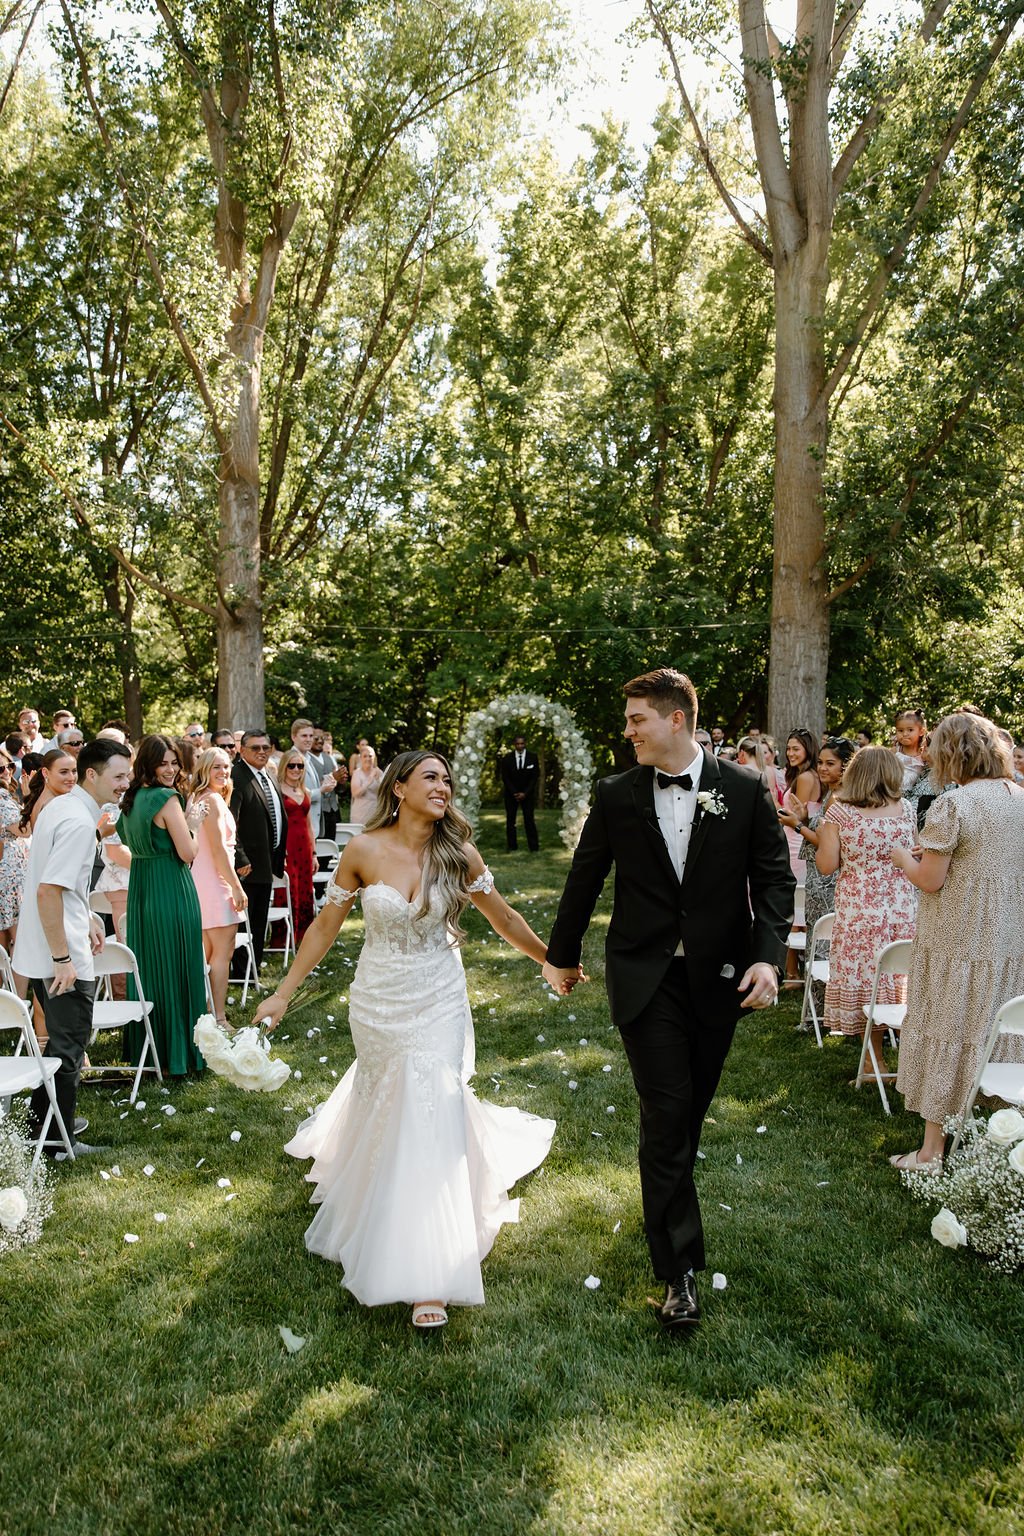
[3,809,1023,1536]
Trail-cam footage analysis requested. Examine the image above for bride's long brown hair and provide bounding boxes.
[363,750,474,938]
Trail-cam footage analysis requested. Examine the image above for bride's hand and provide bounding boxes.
[253,992,287,1032]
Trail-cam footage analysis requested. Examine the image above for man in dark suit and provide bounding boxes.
[543,668,794,1329]
[500,734,540,852]
[230,730,286,974]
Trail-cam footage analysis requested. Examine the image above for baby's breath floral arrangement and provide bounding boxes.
[902,1107,1024,1273]
[453,693,594,848]
[0,1107,55,1255]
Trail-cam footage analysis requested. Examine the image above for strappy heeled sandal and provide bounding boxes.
[411,1302,448,1329]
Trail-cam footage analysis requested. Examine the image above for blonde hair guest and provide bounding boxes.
[188,748,247,1024]
[889,714,1024,1169]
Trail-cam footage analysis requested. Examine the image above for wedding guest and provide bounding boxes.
[19,749,78,833]
[13,737,132,1156]
[41,709,76,753]
[710,727,725,755]
[782,736,857,1021]
[94,799,131,997]
[889,714,1024,1169]
[276,747,316,944]
[894,707,928,791]
[189,748,246,1024]
[118,736,207,1075]
[183,722,207,748]
[175,736,198,791]
[4,732,27,787]
[56,728,85,761]
[309,728,341,839]
[100,720,130,743]
[856,729,873,749]
[780,729,822,877]
[211,729,237,760]
[17,708,44,754]
[0,751,28,950]
[816,747,917,1060]
[290,717,330,841]
[348,736,370,780]
[737,736,783,804]
[230,731,286,974]
[1013,742,1024,784]
[350,743,385,827]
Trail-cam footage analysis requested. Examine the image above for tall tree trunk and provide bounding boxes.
[768,248,830,739]
[103,563,144,740]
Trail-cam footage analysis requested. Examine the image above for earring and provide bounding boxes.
[392,798,401,821]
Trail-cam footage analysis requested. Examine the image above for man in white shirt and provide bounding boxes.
[14,737,133,1156]
[17,707,45,754]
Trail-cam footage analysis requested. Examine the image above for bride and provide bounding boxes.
[254,750,555,1329]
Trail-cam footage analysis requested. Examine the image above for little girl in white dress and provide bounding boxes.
[255,750,555,1329]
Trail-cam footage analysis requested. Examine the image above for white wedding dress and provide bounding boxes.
[284,870,555,1307]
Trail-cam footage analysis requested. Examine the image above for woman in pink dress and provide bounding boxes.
[816,747,917,1063]
[277,749,316,944]
[350,744,384,826]
[189,748,247,1023]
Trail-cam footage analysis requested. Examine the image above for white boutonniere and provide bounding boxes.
[696,789,727,818]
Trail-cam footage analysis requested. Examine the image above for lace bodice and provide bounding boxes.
[325,868,494,957]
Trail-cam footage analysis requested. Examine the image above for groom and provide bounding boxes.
[543,668,794,1329]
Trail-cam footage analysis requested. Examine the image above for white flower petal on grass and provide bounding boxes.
[225,1192,237,1202]
[326,1015,335,1022]
[568,1081,578,1091]
[123,1233,139,1243]
[591,1131,603,1138]
[135,1101,146,1111]
[119,1111,129,1120]
[712,1273,727,1291]
[278,1324,306,1353]
[111,1166,121,1177]
[293,1071,302,1080]
[143,1165,155,1177]
[568,1014,576,1022]
[206,1107,216,1114]
[613,1220,621,1233]
[931,1207,967,1248]
[583,1275,601,1290]
[99,1170,111,1181]
[696,1151,706,1160]
[536,1035,545,1043]
[162,1105,176,1116]
[606,1106,615,1115]
[217,1178,231,1189]
[602,1064,612,1073]
[195,1158,206,1168]
[816,1180,829,1187]
[719,1203,732,1211]
[318,1056,328,1064]
[230,1131,241,1143]
[736,1154,743,1165]
[579,1038,588,1046]
[756,1125,767,1134]
[154,1213,167,1223]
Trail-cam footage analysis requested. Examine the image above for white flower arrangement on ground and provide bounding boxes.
[194,1014,291,1092]
[0,1106,55,1255]
[901,1108,1024,1272]
[453,692,595,848]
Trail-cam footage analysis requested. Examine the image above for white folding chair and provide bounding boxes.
[265,876,294,963]
[233,909,259,1005]
[313,838,340,911]
[0,941,16,994]
[89,889,127,943]
[82,941,162,1104]
[856,938,914,1113]
[334,822,362,847]
[948,995,1024,1155]
[799,912,834,1048]
[786,885,807,957]
[0,992,75,1166]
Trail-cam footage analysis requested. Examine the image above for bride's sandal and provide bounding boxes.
[412,1302,448,1329]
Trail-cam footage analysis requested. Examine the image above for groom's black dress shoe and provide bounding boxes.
[659,1274,701,1329]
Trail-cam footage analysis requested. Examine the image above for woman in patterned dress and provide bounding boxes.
[253,751,554,1331]
[816,748,918,1064]
[889,714,1024,1169]
[0,753,28,950]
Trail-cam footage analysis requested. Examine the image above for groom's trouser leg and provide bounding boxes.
[504,796,518,850]
[619,961,736,1277]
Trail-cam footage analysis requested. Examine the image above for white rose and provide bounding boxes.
[987,1108,1024,1145]
[0,1185,29,1231]
[931,1207,968,1248]
[1008,1140,1024,1176]
[231,1039,268,1079]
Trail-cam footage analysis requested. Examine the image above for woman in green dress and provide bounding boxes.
[119,735,207,1075]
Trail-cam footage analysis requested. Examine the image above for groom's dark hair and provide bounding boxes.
[623,668,697,729]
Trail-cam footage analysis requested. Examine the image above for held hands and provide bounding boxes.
[738,962,778,1010]
[542,961,587,996]
[253,992,287,1032]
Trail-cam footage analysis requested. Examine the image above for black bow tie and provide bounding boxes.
[656,772,694,791]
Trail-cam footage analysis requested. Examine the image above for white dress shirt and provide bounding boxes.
[13,784,102,980]
[652,743,704,956]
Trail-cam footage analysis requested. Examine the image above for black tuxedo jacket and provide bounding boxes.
[230,759,286,884]
[501,751,539,799]
[547,750,794,1029]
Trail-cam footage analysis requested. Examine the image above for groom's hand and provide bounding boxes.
[543,961,585,996]
[738,962,779,1010]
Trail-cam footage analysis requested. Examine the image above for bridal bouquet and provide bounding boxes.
[902,1108,1024,1273]
[194,1014,291,1092]
[0,1106,55,1255]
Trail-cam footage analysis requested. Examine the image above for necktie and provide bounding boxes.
[656,772,694,791]
[257,770,280,843]
[517,753,524,770]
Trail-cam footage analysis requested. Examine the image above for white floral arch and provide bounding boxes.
[452,692,594,848]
